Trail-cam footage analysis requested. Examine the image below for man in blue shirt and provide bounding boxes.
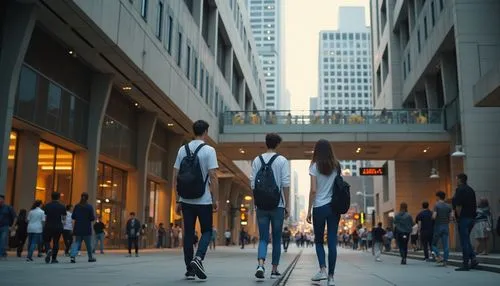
[416,201,433,261]
[0,194,16,259]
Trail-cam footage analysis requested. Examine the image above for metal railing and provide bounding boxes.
[222,108,444,128]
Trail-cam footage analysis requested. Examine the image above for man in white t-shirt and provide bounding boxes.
[250,133,290,279]
[174,120,219,281]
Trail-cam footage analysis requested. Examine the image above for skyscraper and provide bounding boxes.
[247,0,284,110]
[318,7,372,176]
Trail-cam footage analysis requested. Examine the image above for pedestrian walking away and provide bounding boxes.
[250,133,290,280]
[62,205,73,256]
[14,209,28,258]
[70,192,96,263]
[26,200,45,262]
[93,216,106,254]
[174,120,219,281]
[126,212,141,257]
[306,139,341,286]
[452,173,478,271]
[0,194,16,259]
[394,202,413,265]
[43,192,67,264]
[210,227,217,250]
[416,201,434,261]
[431,191,453,267]
[372,223,386,262]
[282,227,291,253]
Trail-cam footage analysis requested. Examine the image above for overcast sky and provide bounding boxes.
[284,0,370,209]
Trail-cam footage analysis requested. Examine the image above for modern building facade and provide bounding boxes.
[247,0,284,110]
[0,0,266,247]
[318,7,373,176]
[370,0,500,247]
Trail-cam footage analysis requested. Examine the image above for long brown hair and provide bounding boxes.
[79,192,89,205]
[311,139,340,176]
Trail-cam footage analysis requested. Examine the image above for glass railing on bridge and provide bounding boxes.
[221,109,446,133]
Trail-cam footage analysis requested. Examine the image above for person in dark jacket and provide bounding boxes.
[70,192,96,263]
[394,202,413,265]
[43,192,67,264]
[126,212,141,257]
[0,194,16,258]
[15,209,28,257]
[416,201,434,261]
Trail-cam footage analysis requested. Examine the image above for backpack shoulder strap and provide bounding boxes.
[184,144,192,156]
[258,155,265,166]
[193,143,207,156]
[266,154,280,166]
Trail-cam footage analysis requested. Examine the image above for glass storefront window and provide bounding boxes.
[35,142,74,204]
[96,163,126,248]
[5,132,18,204]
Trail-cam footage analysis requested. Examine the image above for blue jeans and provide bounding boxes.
[312,204,340,275]
[0,226,9,256]
[431,224,449,261]
[94,232,105,253]
[27,233,43,259]
[257,207,285,265]
[71,235,93,259]
[181,203,212,270]
[458,217,476,266]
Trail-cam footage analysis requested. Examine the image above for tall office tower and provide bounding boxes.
[247,0,284,110]
[318,7,372,176]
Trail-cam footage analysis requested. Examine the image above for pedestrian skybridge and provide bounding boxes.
[218,109,451,161]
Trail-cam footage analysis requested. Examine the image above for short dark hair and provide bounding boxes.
[422,201,429,209]
[377,222,383,227]
[51,192,61,200]
[66,204,72,211]
[436,191,446,200]
[457,173,468,184]
[130,212,136,216]
[193,120,209,136]
[265,133,282,149]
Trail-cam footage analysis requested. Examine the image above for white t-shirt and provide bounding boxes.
[309,163,337,208]
[63,211,73,230]
[174,140,219,205]
[224,231,231,238]
[27,207,45,234]
[250,152,290,208]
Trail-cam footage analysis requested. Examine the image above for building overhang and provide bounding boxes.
[474,61,500,107]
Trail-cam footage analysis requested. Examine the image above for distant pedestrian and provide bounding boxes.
[416,201,434,261]
[125,212,141,257]
[14,209,28,258]
[239,227,247,249]
[431,191,453,267]
[452,173,478,271]
[394,202,413,265]
[93,216,106,254]
[70,192,96,263]
[224,229,231,246]
[62,205,73,256]
[306,139,341,286]
[26,200,45,262]
[193,231,199,247]
[210,227,217,250]
[0,194,16,259]
[157,223,166,248]
[282,227,291,253]
[472,198,492,255]
[373,223,386,262]
[43,192,67,264]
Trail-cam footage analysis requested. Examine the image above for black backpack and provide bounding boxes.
[253,154,282,210]
[331,168,350,214]
[176,143,208,199]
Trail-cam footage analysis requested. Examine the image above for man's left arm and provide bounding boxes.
[208,148,219,210]
[282,160,291,216]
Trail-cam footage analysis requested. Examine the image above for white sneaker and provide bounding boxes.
[311,271,328,281]
[376,258,382,262]
[328,277,335,286]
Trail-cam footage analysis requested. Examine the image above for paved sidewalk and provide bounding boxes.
[286,247,500,286]
[0,246,297,286]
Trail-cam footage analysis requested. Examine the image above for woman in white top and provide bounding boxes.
[306,139,341,286]
[26,200,45,261]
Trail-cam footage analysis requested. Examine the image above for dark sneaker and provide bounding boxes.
[88,258,97,263]
[455,266,470,271]
[255,265,265,279]
[26,257,33,262]
[135,253,139,257]
[51,259,59,264]
[126,254,132,257]
[45,250,52,264]
[185,270,195,280]
[190,257,207,280]
[470,260,479,269]
[70,257,76,263]
[271,271,282,279]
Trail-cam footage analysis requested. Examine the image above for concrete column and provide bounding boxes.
[193,0,204,31]
[0,2,37,196]
[13,131,40,210]
[407,0,415,32]
[239,80,246,110]
[229,187,240,243]
[127,112,157,222]
[165,133,184,223]
[440,54,458,104]
[72,74,113,207]
[225,48,234,89]
[424,76,438,109]
[217,178,232,244]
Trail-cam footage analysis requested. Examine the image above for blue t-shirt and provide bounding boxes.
[416,209,433,233]
[71,203,95,236]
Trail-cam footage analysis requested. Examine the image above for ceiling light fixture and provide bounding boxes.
[239,149,245,154]
[429,168,440,179]
[167,123,174,127]
[122,86,132,91]
[451,145,466,157]
[134,102,139,107]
